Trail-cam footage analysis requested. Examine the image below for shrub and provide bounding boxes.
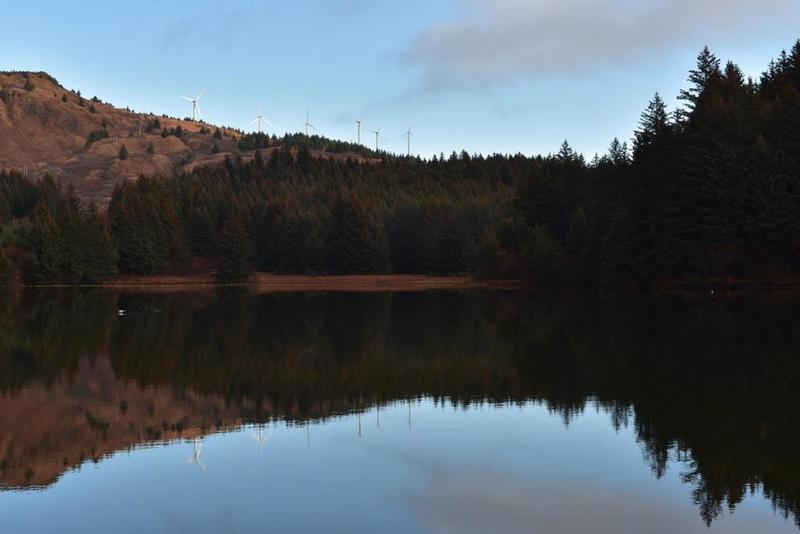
[85,129,109,147]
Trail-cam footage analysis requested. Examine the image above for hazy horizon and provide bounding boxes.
[3,0,800,158]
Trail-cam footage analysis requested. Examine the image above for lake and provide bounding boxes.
[0,289,798,533]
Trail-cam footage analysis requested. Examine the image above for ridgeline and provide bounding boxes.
[1,40,800,287]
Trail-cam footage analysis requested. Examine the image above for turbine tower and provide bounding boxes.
[371,127,382,152]
[305,110,317,136]
[355,119,362,145]
[251,108,271,134]
[180,90,205,121]
[406,127,412,157]
[185,437,206,470]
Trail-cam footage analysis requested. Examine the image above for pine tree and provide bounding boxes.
[325,195,390,274]
[0,247,10,286]
[607,138,630,166]
[633,93,670,155]
[28,204,65,284]
[679,46,722,113]
[215,212,253,284]
[522,225,560,282]
[0,195,10,223]
[601,208,634,286]
[78,203,117,283]
[119,144,129,160]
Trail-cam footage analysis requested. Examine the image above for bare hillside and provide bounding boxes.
[0,72,376,205]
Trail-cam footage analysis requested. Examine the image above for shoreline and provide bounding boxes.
[98,274,523,293]
[14,273,800,293]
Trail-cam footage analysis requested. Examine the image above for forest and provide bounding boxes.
[0,41,798,286]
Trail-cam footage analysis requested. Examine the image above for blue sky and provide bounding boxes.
[3,0,799,158]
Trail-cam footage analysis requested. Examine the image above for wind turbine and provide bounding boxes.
[251,108,271,134]
[406,127,412,157]
[305,110,317,136]
[180,90,205,121]
[371,127,382,152]
[185,437,206,470]
[251,424,269,455]
[355,119,362,145]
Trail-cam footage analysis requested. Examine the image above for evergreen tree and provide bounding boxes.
[215,212,252,284]
[325,195,390,274]
[0,247,10,286]
[78,203,117,283]
[119,144,129,160]
[27,204,65,284]
[522,225,560,282]
[633,93,670,155]
[679,46,722,113]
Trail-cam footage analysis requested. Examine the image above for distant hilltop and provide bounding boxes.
[0,72,378,204]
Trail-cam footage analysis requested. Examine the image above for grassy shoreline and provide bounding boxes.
[91,274,522,293]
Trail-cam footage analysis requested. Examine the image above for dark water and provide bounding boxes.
[0,290,799,533]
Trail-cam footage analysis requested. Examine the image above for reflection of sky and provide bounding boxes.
[1,400,795,534]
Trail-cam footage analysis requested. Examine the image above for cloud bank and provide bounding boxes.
[404,0,798,90]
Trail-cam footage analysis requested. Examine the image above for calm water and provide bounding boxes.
[0,290,799,533]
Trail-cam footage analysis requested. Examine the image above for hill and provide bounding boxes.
[0,41,799,287]
[0,72,376,204]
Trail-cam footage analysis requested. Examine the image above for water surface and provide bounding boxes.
[0,290,798,533]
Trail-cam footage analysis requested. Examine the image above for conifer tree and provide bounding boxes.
[28,204,65,284]
[0,247,10,286]
[215,212,252,284]
[325,195,390,274]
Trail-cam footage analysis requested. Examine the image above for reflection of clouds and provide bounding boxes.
[407,465,796,534]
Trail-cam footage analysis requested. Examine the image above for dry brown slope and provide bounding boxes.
[0,72,377,206]
[0,72,240,204]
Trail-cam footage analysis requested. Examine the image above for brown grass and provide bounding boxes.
[102,273,522,293]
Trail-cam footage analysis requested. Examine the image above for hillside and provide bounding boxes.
[0,72,375,204]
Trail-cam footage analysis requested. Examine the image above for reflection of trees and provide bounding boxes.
[1,290,800,526]
[0,290,117,391]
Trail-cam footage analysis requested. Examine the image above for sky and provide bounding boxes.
[2,0,799,158]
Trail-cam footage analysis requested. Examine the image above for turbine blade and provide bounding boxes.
[197,89,206,99]
[251,118,260,124]
[180,96,194,101]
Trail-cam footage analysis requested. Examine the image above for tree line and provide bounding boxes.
[0,41,798,285]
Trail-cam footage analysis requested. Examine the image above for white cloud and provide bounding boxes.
[404,0,798,90]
